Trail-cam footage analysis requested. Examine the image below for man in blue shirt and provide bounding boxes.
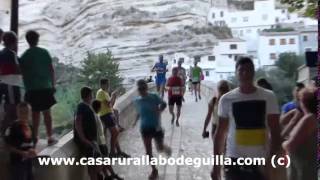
[133,79,171,180]
[281,83,305,114]
[151,55,168,99]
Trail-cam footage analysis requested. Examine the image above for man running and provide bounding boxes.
[166,67,184,127]
[151,55,168,99]
[212,57,281,180]
[191,59,202,102]
[133,79,171,180]
[176,59,187,101]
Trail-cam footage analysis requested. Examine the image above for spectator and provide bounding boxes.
[281,83,305,114]
[74,87,100,180]
[4,102,37,180]
[91,100,123,180]
[0,28,3,45]
[19,30,57,146]
[212,57,281,180]
[282,87,317,180]
[257,78,273,90]
[96,79,129,158]
[0,31,21,135]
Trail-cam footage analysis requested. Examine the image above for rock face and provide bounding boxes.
[10,0,232,81]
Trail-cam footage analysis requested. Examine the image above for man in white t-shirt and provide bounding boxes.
[212,57,281,180]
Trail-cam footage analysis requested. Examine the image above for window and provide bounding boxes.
[303,35,308,41]
[275,17,279,23]
[287,15,291,20]
[230,44,237,49]
[262,14,268,20]
[282,9,286,14]
[174,59,176,64]
[228,54,232,58]
[234,55,238,61]
[289,38,295,44]
[208,56,215,61]
[178,58,184,63]
[243,17,249,22]
[220,11,224,17]
[305,48,312,52]
[240,30,244,36]
[246,29,252,33]
[206,71,210,76]
[269,39,275,45]
[212,13,215,19]
[270,53,277,60]
[280,38,286,45]
[231,17,237,22]
[195,56,201,62]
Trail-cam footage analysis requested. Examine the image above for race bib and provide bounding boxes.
[172,86,181,95]
[235,129,266,146]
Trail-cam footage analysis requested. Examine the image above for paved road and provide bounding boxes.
[115,91,213,180]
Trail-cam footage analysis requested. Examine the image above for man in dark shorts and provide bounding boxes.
[0,31,21,135]
[74,87,101,180]
[133,79,171,180]
[96,78,129,158]
[166,67,184,126]
[19,30,57,146]
[212,57,281,180]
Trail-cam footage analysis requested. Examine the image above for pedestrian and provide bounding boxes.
[212,57,281,180]
[190,59,202,102]
[256,78,273,91]
[4,102,37,180]
[151,55,168,99]
[91,100,123,180]
[166,67,184,126]
[96,79,129,158]
[282,87,317,180]
[19,30,57,146]
[0,31,21,135]
[133,79,171,180]
[281,83,305,115]
[202,80,230,139]
[176,59,187,101]
[74,87,101,180]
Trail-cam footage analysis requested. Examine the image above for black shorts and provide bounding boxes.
[192,81,200,85]
[25,89,56,112]
[141,128,164,143]
[168,96,182,106]
[0,83,21,105]
[99,145,109,157]
[100,113,116,128]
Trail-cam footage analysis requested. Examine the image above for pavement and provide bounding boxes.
[114,91,213,180]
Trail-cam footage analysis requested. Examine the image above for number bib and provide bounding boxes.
[171,86,181,96]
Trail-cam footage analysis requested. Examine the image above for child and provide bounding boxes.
[91,100,123,180]
[5,102,37,180]
[133,79,171,180]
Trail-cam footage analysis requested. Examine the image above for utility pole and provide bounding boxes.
[10,0,19,52]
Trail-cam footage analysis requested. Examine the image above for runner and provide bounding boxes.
[212,57,281,180]
[133,79,171,180]
[190,60,202,102]
[96,79,130,158]
[166,67,184,127]
[151,55,168,99]
[176,59,187,101]
[202,80,230,139]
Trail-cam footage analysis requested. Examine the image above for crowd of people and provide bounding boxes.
[0,28,317,180]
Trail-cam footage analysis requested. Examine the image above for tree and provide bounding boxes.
[80,50,123,92]
[280,0,317,18]
[275,52,305,80]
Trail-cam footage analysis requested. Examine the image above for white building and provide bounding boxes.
[171,38,252,82]
[297,25,318,54]
[207,0,317,54]
[257,31,300,66]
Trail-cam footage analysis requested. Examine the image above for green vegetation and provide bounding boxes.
[280,0,317,18]
[40,51,124,137]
